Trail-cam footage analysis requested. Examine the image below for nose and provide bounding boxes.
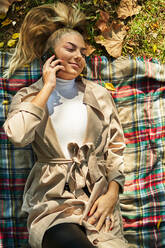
[74,49,83,60]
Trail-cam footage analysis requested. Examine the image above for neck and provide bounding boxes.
[55,77,77,98]
[56,77,75,90]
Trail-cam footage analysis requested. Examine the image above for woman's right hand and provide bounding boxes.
[42,55,65,89]
[31,56,65,108]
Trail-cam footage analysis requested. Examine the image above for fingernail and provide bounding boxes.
[87,212,90,216]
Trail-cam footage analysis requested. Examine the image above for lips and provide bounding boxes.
[69,62,80,69]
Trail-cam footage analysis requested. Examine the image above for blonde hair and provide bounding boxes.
[4,2,86,78]
[45,28,83,52]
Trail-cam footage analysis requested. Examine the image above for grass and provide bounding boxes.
[0,0,164,62]
[122,0,165,62]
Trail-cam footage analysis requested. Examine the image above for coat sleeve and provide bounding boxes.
[104,91,126,193]
[3,88,45,147]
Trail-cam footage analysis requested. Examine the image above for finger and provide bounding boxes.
[87,213,99,225]
[47,55,56,63]
[43,55,56,68]
[109,215,115,230]
[105,216,111,232]
[54,65,65,72]
[83,216,88,221]
[96,213,106,231]
[50,59,63,68]
[88,200,98,216]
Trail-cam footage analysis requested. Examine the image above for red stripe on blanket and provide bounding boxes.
[124,215,165,228]
[125,128,165,144]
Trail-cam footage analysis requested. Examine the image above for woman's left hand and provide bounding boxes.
[87,188,118,231]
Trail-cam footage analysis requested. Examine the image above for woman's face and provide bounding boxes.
[54,33,86,80]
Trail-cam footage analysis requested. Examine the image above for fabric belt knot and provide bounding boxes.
[67,142,95,191]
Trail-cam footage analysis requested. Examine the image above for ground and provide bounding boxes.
[0,0,164,62]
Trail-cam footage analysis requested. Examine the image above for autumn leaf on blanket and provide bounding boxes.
[95,22,127,58]
[157,218,162,230]
[105,83,116,91]
[1,18,12,27]
[96,10,110,32]
[117,0,141,19]
[85,43,96,56]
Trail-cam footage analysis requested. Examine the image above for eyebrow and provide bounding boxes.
[67,42,87,51]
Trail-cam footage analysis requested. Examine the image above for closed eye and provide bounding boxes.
[66,47,74,52]
[66,42,87,58]
[66,47,86,58]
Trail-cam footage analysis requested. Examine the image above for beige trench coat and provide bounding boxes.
[4,77,128,248]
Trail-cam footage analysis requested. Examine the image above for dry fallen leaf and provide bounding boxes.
[93,0,104,5]
[95,10,110,32]
[1,18,12,27]
[150,22,159,30]
[85,43,96,56]
[95,22,127,58]
[15,6,21,11]
[153,44,157,53]
[127,46,134,53]
[12,33,20,39]
[0,42,4,48]
[157,218,162,230]
[105,83,116,91]
[117,0,141,19]
[2,100,9,105]
[7,39,17,47]
[0,13,6,19]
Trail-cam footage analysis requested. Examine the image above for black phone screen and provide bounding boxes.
[41,47,56,64]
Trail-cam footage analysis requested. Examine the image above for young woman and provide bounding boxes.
[4,3,128,248]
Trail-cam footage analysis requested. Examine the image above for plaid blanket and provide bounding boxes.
[0,52,165,248]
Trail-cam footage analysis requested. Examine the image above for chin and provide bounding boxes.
[57,69,80,80]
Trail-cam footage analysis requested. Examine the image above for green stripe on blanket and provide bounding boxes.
[0,52,165,248]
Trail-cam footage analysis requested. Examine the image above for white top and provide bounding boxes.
[47,77,87,159]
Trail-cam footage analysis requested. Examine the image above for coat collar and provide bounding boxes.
[32,77,104,118]
[77,77,104,118]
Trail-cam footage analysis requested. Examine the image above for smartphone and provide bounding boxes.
[41,47,56,64]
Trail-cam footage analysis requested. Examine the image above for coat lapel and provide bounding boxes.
[80,78,105,146]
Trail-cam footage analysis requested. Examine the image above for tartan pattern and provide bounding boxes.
[0,53,41,248]
[111,58,165,248]
[0,52,165,247]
